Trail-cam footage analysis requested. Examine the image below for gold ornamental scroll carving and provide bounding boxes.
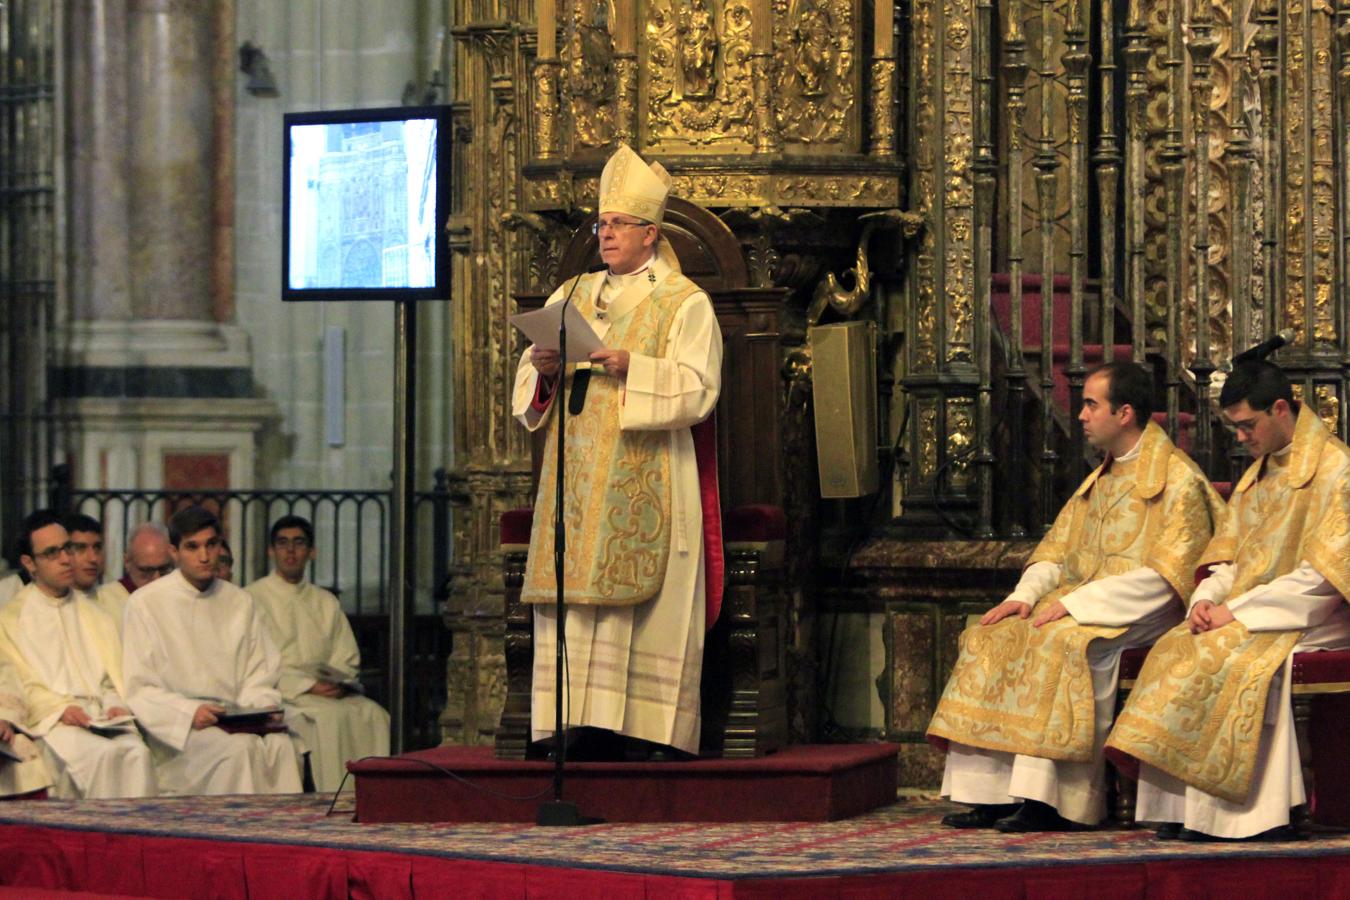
[946,398,974,490]
[641,0,756,152]
[1310,0,1337,345]
[912,0,939,370]
[562,2,617,151]
[521,171,900,212]
[944,0,975,365]
[1280,0,1339,347]
[772,0,861,149]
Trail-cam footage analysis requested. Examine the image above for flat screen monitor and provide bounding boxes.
[282,105,451,302]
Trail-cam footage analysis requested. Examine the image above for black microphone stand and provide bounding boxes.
[537,266,605,827]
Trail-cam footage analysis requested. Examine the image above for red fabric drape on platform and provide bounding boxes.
[7,824,1350,899]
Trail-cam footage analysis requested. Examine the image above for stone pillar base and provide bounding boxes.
[54,319,277,495]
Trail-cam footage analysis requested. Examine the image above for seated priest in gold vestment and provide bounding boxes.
[512,143,723,761]
[1106,361,1350,842]
[928,362,1223,831]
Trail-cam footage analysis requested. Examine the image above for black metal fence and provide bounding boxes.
[50,466,455,751]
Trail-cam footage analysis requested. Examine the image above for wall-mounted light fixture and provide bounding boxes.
[239,41,279,98]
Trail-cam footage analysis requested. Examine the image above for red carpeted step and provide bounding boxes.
[990,272,1074,349]
[349,743,900,824]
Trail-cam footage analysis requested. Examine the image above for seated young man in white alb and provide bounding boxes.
[64,513,131,635]
[248,515,389,792]
[122,506,303,795]
[0,510,156,799]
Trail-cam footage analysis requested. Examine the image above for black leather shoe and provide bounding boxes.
[941,803,1021,829]
[1154,822,1182,840]
[994,800,1081,833]
[622,737,693,762]
[1178,824,1307,843]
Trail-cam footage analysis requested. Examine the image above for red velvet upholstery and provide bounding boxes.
[1122,646,1350,687]
[1293,649,1350,685]
[723,503,787,543]
[500,508,533,546]
[1118,647,1148,682]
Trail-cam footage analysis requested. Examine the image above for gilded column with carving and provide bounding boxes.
[442,6,537,746]
[1188,0,1217,469]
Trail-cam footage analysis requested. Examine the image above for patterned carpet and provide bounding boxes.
[1,794,1348,879]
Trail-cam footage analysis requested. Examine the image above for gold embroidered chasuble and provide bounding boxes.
[522,268,701,607]
[927,423,1221,762]
[1106,406,1350,802]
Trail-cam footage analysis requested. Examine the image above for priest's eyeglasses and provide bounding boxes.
[1227,406,1273,435]
[32,542,74,562]
[273,537,311,550]
[592,218,648,235]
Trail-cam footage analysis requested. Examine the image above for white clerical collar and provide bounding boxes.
[34,587,73,607]
[605,254,657,285]
[1113,433,1144,463]
[1273,441,1293,458]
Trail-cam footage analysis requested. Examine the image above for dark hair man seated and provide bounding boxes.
[247,514,390,793]
[120,506,303,796]
[929,362,1224,832]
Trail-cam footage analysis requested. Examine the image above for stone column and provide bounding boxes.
[66,0,132,321]
[126,0,215,321]
[59,0,275,514]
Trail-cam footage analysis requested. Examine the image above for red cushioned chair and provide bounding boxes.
[1115,644,1350,826]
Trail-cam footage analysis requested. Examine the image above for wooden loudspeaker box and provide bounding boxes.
[808,321,879,498]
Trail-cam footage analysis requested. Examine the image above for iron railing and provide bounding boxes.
[52,467,456,750]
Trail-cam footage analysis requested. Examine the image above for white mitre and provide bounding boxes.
[599,143,671,225]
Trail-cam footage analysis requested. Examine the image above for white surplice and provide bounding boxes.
[0,583,154,799]
[94,581,130,635]
[513,252,722,754]
[122,570,302,795]
[1135,559,1350,837]
[0,658,51,797]
[0,574,23,611]
[248,572,390,792]
[941,439,1185,824]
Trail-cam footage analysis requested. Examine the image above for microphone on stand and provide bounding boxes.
[1223,328,1295,371]
[539,260,608,829]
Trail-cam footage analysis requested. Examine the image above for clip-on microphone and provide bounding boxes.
[566,263,608,416]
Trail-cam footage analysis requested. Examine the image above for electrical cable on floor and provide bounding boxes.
[326,617,580,817]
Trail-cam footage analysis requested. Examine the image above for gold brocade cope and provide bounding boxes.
[927,424,1221,761]
[1106,405,1350,802]
[1106,623,1297,803]
[521,271,700,607]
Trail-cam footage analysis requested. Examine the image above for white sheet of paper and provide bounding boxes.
[511,301,607,363]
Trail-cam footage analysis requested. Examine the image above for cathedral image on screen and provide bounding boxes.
[287,118,437,291]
